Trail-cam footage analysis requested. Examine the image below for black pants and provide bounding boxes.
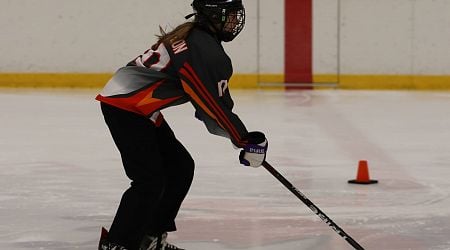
[101,103,194,250]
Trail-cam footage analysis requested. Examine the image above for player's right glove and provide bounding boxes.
[239,131,268,168]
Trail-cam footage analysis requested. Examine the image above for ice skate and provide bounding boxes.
[139,232,185,250]
[98,227,128,250]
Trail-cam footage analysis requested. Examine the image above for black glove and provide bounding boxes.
[239,131,268,168]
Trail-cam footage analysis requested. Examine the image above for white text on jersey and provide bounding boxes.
[172,40,188,54]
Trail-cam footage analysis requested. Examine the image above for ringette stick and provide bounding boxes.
[262,161,365,250]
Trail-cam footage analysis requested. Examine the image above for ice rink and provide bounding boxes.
[1,89,449,250]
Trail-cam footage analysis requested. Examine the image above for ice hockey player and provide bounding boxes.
[96,0,268,249]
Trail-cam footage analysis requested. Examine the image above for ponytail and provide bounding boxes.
[153,22,196,49]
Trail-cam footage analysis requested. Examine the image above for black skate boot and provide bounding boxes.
[98,227,128,250]
[139,232,185,250]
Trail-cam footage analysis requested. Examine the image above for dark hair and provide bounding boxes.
[153,22,196,49]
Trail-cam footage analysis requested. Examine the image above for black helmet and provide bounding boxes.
[190,0,245,42]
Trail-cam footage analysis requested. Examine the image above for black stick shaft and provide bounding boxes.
[262,161,365,250]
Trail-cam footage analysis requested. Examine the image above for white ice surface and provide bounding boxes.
[0,89,449,250]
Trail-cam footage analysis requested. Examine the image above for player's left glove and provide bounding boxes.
[239,131,268,168]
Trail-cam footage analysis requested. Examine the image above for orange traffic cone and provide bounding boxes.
[348,160,378,184]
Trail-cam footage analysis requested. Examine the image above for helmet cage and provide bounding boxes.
[221,7,245,42]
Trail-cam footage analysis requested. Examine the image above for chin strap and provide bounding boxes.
[185,13,196,19]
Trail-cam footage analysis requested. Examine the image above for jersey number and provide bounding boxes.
[218,80,228,97]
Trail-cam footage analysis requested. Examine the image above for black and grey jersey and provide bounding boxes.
[96,26,248,147]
